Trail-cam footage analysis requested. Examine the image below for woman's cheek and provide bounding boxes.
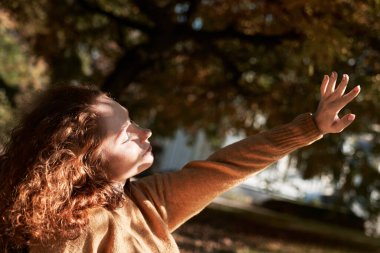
[118,143,141,163]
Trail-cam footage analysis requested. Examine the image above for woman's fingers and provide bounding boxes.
[333,114,356,133]
[336,85,361,110]
[314,72,361,135]
[325,72,337,96]
[320,75,329,97]
[334,74,349,97]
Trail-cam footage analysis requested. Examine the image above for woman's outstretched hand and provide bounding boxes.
[314,72,361,135]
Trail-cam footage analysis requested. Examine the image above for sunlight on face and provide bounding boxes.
[93,95,153,184]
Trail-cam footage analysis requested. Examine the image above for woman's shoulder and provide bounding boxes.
[86,206,114,232]
[29,207,116,253]
[86,203,132,231]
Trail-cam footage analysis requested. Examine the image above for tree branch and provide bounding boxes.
[130,0,167,26]
[202,42,271,100]
[77,0,154,34]
[101,24,302,97]
[0,77,18,107]
[186,0,202,22]
[100,43,157,97]
[185,27,304,45]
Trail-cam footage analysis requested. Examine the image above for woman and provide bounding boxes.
[0,72,360,252]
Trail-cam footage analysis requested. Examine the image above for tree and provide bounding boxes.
[0,0,379,220]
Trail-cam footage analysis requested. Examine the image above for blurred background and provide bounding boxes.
[0,0,380,252]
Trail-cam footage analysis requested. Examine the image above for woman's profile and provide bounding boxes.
[0,72,360,252]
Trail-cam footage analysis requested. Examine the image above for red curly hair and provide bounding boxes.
[0,85,125,252]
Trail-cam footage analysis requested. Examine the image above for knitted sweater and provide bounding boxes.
[30,113,322,253]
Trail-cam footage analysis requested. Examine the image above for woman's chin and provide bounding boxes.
[137,160,154,172]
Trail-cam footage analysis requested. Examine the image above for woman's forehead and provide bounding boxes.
[93,95,129,135]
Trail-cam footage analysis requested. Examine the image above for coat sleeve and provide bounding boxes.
[130,113,323,232]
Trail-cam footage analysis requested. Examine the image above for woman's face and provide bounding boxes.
[94,95,153,184]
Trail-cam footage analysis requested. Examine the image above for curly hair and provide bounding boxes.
[0,85,126,252]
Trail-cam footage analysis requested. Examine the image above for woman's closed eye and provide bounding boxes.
[122,120,139,143]
[123,130,135,143]
[123,132,138,143]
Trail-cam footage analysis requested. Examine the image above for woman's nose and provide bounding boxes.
[142,128,152,141]
[134,124,151,141]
